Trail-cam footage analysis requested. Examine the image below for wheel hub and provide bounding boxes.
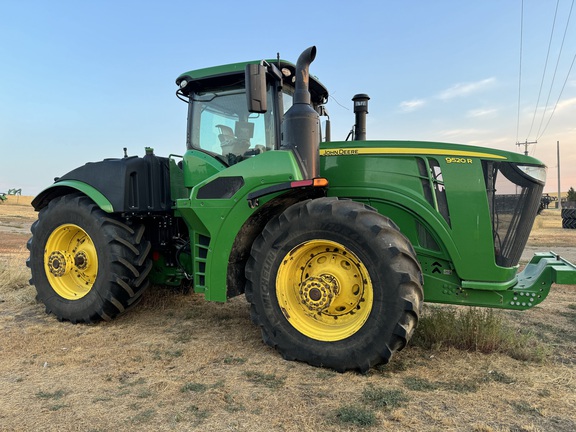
[47,250,90,277]
[48,251,72,277]
[300,274,339,312]
[74,251,88,270]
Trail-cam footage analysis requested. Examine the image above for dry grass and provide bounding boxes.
[528,208,576,247]
[0,202,575,431]
[0,194,34,207]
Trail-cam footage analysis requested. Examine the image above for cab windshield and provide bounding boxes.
[189,87,280,165]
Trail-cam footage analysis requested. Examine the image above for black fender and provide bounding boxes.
[33,153,172,213]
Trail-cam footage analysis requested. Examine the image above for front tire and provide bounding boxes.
[245,197,423,372]
[27,194,152,323]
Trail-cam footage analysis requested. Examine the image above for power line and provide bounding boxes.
[515,0,524,145]
[516,0,576,145]
[526,0,560,141]
[537,0,575,139]
[537,49,576,140]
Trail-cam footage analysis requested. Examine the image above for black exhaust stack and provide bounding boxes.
[281,46,319,179]
[352,93,370,141]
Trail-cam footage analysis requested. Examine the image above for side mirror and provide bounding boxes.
[245,64,267,113]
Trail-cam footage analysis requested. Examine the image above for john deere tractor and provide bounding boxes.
[27,46,576,372]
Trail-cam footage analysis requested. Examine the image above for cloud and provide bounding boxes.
[438,128,487,138]
[467,107,498,118]
[555,97,576,112]
[399,99,426,112]
[437,77,496,100]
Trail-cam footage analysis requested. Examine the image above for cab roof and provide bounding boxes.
[176,59,329,104]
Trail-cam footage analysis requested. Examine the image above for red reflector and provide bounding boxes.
[290,178,328,188]
[290,180,313,188]
[152,251,161,261]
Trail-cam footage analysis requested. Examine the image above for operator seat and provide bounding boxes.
[216,124,235,147]
[216,124,250,158]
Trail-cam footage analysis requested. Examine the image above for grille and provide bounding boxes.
[484,162,544,268]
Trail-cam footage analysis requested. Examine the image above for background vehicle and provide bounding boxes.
[27,46,576,372]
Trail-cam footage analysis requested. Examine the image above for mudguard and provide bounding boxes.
[32,152,171,213]
[32,180,114,213]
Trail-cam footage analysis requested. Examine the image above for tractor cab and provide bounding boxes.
[175,58,330,167]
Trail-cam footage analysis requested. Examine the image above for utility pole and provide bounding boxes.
[516,139,537,156]
[557,141,562,211]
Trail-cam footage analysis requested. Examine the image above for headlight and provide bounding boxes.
[517,165,547,185]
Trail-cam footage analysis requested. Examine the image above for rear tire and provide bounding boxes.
[561,208,576,219]
[562,217,576,229]
[245,197,423,372]
[27,194,152,323]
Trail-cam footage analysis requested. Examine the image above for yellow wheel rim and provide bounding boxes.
[276,240,373,341]
[44,224,98,300]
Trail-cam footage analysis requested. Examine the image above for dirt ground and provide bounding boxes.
[0,199,575,431]
[0,195,33,255]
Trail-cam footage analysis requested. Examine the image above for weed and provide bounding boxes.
[151,349,163,360]
[403,377,439,391]
[559,310,576,325]
[130,409,156,424]
[442,379,479,393]
[224,393,245,413]
[212,380,225,389]
[362,385,409,409]
[243,370,285,389]
[335,404,377,427]
[92,396,112,403]
[375,357,409,374]
[512,401,543,416]
[36,390,65,400]
[186,405,210,423]
[166,349,183,357]
[538,388,551,397]
[412,305,549,362]
[484,370,515,384]
[180,382,208,393]
[136,389,153,399]
[223,356,246,365]
[118,374,145,387]
[404,376,480,393]
[173,332,193,343]
[315,369,337,379]
[182,310,195,320]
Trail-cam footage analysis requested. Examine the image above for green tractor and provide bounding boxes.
[27,46,576,372]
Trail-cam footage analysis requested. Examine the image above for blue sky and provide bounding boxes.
[1,0,575,195]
